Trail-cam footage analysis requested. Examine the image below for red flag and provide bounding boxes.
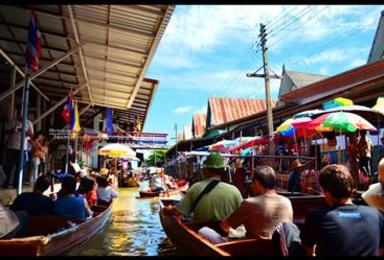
[25,9,42,71]
[61,97,71,123]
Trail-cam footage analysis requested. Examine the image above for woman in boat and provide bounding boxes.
[53,176,93,221]
[96,175,118,204]
[77,173,98,207]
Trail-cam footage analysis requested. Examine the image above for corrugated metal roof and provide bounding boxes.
[367,10,384,64]
[207,97,278,127]
[192,114,207,138]
[0,5,174,129]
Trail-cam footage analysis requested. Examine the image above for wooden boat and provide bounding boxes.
[0,202,113,256]
[138,183,188,198]
[159,199,274,256]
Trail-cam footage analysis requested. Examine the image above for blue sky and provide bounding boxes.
[144,5,384,145]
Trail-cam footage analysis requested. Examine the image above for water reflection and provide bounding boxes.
[66,187,168,256]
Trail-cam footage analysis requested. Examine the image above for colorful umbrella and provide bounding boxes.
[98,143,136,158]
[307,112,377,133]
[293,109,323,119]
[322,97,353,110]
[276,117,316,136]
[208,140,237,151]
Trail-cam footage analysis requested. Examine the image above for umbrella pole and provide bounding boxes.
[338,128,342,164]
[293,130,299,156]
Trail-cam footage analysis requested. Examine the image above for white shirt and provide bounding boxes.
[6,119,34,150]
[0,204,20,238]
[96,186,118,202]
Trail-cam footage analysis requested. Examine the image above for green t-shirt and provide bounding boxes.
[176,178,243,222]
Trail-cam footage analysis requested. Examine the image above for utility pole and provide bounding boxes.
[247,23,281,156]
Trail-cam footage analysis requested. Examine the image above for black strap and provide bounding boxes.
[191,179,220,212]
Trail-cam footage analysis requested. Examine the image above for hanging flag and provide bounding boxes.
[72,100,81,138]
[70,90,75,129]
[25,9,42,71]
[106,107,113,136]
[61,96,71,123]
[137,117,142,132]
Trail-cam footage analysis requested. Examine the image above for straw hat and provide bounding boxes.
[202,152,226,169]
[290,159,303,170]
[100,168,109,176]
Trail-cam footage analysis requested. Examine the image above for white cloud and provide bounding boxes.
[194,105,207,114]
[172,106,193,114]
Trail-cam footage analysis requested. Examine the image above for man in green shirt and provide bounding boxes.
[162,152,243,222]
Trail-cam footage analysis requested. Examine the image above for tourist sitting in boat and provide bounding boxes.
[362,158,384,212]
[0,202,28,239]
[10,176,53,216]
[53,176,93,221]
[298,164,384,256]
[77,173,98,206]
[287,159,305,193]
[161,172,177,189]
[198,165,293,244]
[96,175,118,204]
[161,152,243,222]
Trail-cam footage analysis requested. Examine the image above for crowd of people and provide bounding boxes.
[1,106,49,189]
[162,152,384,256]
[0,165,118,239]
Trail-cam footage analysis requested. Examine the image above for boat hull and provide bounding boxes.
[0,203,113,256]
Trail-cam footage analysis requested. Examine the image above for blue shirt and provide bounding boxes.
[53,196,86,220]
[10,192,53,216]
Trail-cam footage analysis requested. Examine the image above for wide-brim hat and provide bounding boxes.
[100,168,109,176]
[290,159,303,170]
[202,152,227,169]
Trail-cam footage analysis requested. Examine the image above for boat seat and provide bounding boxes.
[26,215,85,237]
[216,238,273,256]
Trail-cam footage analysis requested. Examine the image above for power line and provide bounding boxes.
[265,5,299,29]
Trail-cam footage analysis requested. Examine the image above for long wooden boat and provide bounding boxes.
[159,198,273,256]
[138,183,188,198]
[0,202,113,256]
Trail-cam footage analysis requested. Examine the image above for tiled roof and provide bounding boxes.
[207,97,277,127]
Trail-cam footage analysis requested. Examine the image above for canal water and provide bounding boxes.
[66,186,178,256]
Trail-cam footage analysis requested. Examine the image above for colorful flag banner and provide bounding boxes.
[137,117,141,132]
[72,100,81,138]
[25,9,42,71]
[106,107,113,136]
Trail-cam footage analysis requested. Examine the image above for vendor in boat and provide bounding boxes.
[198,165,293,244]
[161,152,243,222]
[362,158,384,213]
[149,170,166,192]
[287,159,304,193]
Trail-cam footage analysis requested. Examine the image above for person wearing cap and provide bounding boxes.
[362,158,384,213]
[198,165,293,244]
[10,176,53,216]
[288,159,304,193]
[162,152,243,222]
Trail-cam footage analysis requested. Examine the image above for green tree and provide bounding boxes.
[146,149,168,167]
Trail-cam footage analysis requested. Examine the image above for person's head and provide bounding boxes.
[202,152,226,177]
[96,175,108,188]
[33,176,50,193]
[360,130,367,137]
[78,177,95,194]
[252,166,276,194]
[378,158,384,184]
[60,176,77,196]
[319,164,354,206]
[290,159,304,173]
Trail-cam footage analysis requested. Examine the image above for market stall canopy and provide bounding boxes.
[372,96,384,116]
[0,5,174,129]
[98,143,136,158]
